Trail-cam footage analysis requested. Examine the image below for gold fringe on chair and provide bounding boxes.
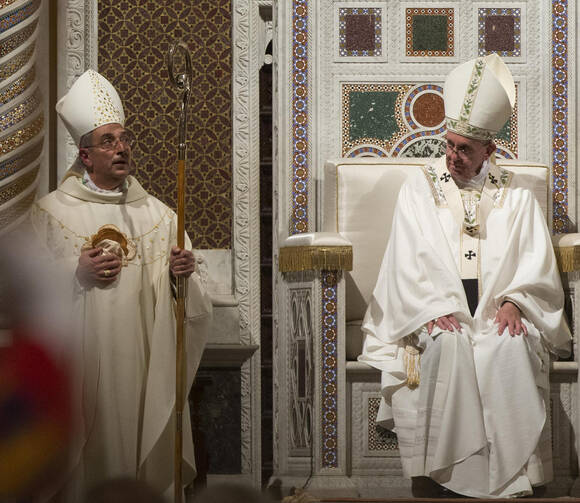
[279,245,353,272]
[403,336,422,389]
[554,245,580,273]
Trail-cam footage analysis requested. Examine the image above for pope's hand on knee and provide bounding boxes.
[427,314,462,334]
[495,301,527,336]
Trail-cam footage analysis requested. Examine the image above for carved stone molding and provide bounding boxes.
[61,0,97,177]
[233,0,270,485]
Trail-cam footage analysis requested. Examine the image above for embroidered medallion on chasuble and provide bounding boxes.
[423,158,512,314]
[81,224,137,266]
[444,53,515,141]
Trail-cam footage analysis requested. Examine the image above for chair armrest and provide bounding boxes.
[279,232,353,272]
[553,233,580,272]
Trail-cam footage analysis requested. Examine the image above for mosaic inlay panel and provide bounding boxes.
[0,0,39,34]
[342,83,518,159]
[339,7,382,57]
[0,19,37,58]
[321,271,338,468]
[552,0,568,232]
[0,114,42,156]
[98,0,232,248]
[0,189,35,228]
[0,89,41,132]
[367,397,398,451]
[0,43,35,81]
[406,8,454,57]
[0,0,42,233]
[342,84,410,156]
[0,137,41,181]
[291,0,309,234]
[478,8,521,57]
[0,67,35,107]
[0,165,38,205]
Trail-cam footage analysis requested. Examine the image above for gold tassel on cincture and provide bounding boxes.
[403,335,422,389]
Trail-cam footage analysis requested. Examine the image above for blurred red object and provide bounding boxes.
[0,326,71,499]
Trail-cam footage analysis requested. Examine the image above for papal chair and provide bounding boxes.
[275,157,580,498]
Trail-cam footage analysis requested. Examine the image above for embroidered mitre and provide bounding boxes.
[55,69,125,146]
[444,53,515,141]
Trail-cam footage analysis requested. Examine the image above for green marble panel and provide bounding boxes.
[412,15,448,52]
[349,91,399,141]
[496,118,512,143]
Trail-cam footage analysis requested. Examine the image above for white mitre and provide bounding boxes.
[55,69,125,146]
[444,53,515,141]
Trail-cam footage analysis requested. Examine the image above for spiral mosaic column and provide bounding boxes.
[0,0,43,232]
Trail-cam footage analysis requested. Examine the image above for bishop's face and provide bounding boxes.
[445,131,495,182]
[79,123,133,190]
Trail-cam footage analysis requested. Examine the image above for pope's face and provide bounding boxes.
[80,123,133,190]
[445,131,495,182]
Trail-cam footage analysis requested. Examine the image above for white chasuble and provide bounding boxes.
[360,158,570,498]
[29,176,212,500]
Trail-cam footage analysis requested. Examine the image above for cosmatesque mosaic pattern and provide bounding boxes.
[0,88,41,131]
[0,43,35,81]
[321,271,338,468]
[342,83,412,157]
[367,397,398,451]
[98,0,232,249]
[0,66,35,107]
[0,189,35,228]
[0,0,42,231]
[552,0,568,233]
[0,18,36,58]
[0,0,39,34]
[342,83,518,159]
[478,8,522,58]
[0,114,42,156]
[0,165,38,205]
[338,7,382,57]
[0,137,41,181]
[291,0,309,234]
[406,7,454,57]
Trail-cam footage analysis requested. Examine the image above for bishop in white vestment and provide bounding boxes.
[29,70,212,500]
[360,54,571,498]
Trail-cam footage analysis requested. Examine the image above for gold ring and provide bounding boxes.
[104,269,111,277]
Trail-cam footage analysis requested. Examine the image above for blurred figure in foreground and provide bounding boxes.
[0,239,72,502]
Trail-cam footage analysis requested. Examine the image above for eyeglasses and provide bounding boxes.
[445,142,472,158]
[84,131,135,151]
[445,139,490,159]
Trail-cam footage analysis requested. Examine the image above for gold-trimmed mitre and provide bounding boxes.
[55,69,125,146]
[444,53,515,141]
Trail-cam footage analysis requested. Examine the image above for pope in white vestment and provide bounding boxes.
[360,55,571,498]
[28,70,212,500]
